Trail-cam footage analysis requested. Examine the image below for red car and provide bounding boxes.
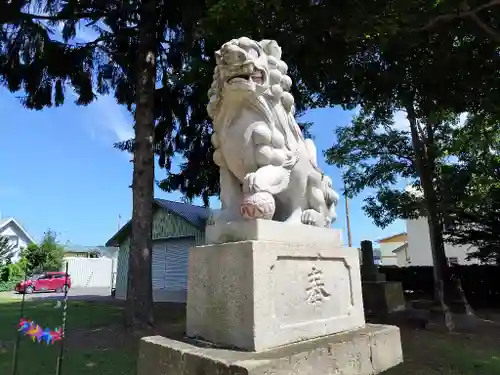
[16,272,72,294]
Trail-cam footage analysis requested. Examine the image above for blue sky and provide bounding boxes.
[0,86,405,247]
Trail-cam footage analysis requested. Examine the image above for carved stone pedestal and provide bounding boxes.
[136,221,403,375]
[187,229,363,351]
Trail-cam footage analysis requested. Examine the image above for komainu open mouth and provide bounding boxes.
[227,68,264,85]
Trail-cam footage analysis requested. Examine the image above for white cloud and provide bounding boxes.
[67,87,134,147]
[92,95,134,143]
[56,23,135,146]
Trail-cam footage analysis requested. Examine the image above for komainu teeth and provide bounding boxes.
[226,69,263,84]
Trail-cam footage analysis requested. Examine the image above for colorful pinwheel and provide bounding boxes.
[18,319,63,345]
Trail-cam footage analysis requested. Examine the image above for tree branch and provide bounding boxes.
[417,0,500,34]
[18,11,103,22]
[462,2,500,42]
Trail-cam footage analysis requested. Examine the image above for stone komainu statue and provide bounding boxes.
[207,37,339,228]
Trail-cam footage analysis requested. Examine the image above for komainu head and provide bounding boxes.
[207,37,296,120]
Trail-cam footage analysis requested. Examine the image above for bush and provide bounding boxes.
[0,280,19,292]
[0,265,9,282]
[379,265,500,308]
[8,261,26,280]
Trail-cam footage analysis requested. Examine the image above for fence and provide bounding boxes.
[64,257,116,288]
[379,265,500,308]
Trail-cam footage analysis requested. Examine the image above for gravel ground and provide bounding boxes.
[0,287,113,301]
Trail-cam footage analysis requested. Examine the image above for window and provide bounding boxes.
[447,257,459,266]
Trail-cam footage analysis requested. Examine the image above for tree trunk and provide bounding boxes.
[420,163,456,331]
[124,0,156,330]
[405,103,455,331]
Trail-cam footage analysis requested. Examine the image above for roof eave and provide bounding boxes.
[392,242,409,253]
[376,232,408,243]
[0,218,37,244]
[105,200,166,246]
[105,199,210,247]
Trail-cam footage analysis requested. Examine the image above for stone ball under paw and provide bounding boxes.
[240,192,275,220]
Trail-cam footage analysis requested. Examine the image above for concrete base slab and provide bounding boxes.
[137,324,403,375]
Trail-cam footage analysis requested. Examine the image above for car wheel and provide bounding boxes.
[25,286,33,294]
[55,287,63,293]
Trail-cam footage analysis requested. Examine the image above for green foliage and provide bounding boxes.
[0,263,9,282]
[8,260,27,280]
[20,230,64,273]
[440,112,500,263]
[1,0,98,109]
[446,186,500,264]
[325,108,463,227]
[0,258,26,284]
[2,0,500,206]
[0,256,24,289]
[0,280,19,292]
[156,0,500,201]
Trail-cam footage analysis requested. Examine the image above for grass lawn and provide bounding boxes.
[0,297,135,375]
[386,326,500,375]
[1,295,500,375]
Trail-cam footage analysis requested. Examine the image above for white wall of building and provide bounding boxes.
[378,242,403,266]
[406,217,480,266]
[64,257,115,288]
[394,246,410,267]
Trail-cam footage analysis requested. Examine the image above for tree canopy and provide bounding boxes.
[21,230,64,273]
[3,0,500,202]
[157,0,500,201]
[441,112,500,263]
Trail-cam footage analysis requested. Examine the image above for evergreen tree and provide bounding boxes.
[0,236,14,264]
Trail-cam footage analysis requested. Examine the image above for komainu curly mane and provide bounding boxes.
[207,37,338,227]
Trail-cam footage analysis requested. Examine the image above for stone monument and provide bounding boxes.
[360,240,406,317]
[137,37,403,375]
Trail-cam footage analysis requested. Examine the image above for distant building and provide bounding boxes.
[399,185,480,266]
[0,217,37,262]
[63,244,100,258]
[62,244,119,259]
[377,232,407,266]
[402,217,480,267]
[106,199,210,303]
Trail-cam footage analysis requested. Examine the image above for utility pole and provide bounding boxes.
[344,181,353,247]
